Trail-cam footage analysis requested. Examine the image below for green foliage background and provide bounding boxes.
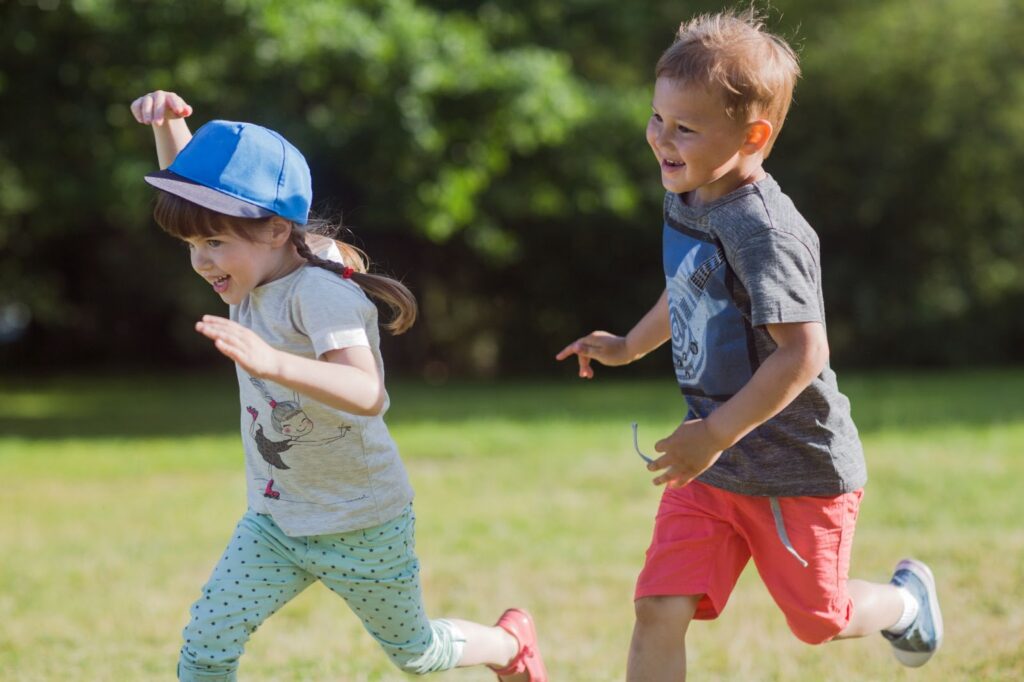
[1,0,1022,375]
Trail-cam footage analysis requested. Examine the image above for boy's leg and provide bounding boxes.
[744,491,863,645]
[629,482,752,682]
[833,579,903,637]
[627,595,700,682]
[744,491,942,665]
[178,512,314,682]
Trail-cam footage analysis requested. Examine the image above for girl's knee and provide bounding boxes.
[177,646,239,681]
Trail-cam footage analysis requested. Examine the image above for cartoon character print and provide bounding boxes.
[247,377,352,500]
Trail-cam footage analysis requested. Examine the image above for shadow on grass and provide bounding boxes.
[1,368,1022,441]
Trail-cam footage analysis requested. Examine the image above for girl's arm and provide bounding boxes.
[195,315,385,416]
[556,289,670,378]
[130,90,194,169]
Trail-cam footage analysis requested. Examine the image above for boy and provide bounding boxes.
[556,10,941,680]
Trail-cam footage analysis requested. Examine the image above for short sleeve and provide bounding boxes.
[727,229,822,327]
[293,271,373,358]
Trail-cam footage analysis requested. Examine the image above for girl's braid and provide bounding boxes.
[290,230,360,278]
[289,230,418,335]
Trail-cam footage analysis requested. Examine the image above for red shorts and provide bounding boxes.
[635,480,863,644]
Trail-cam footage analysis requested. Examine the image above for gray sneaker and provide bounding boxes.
[882,558,943,667]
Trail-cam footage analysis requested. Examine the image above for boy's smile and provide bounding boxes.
[646,77,766,206]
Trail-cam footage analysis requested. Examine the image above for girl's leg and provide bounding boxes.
[833,579,903,638]
[178,512,314,682]
[315,507,543,678]
[627,595,700,682]
[444,619,518,667]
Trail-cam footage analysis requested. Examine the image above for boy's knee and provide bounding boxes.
[634,595,699,631]
[788,614,845,645]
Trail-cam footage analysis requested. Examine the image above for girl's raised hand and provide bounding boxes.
[195,315,282,379]
[130,90,193,127]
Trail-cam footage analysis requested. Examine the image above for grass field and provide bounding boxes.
[1,369,1022,680]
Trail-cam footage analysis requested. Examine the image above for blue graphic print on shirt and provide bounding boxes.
[663,220,756,400]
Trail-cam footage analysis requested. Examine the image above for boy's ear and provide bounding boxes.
[743,120,773,155]
[267,217,294,247]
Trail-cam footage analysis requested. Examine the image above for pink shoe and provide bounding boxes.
[489,608,548,682]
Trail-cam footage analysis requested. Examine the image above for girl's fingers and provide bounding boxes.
[169,93,191,117]
[130,97,144,123]
[140,96,154,124]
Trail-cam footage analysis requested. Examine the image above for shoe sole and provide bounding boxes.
[893,558,943,668]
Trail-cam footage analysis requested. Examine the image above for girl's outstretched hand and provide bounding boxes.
[195,315,282,379]
[130,90,193,126]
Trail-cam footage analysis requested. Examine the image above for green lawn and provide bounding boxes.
[2,369,1022,680]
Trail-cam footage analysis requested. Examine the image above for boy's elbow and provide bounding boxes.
[805,334,830,377]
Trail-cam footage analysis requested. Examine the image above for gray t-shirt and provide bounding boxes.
[230,262,414,536]
[662,175,866,496]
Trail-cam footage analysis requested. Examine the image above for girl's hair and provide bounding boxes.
[154,191,417,334]
[656,7,800,157]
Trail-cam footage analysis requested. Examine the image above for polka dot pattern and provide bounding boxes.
[177,507,458,680]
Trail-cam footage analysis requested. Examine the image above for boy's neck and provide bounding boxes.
[686,165,767,208]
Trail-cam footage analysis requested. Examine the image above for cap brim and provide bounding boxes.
[144,169,275,220]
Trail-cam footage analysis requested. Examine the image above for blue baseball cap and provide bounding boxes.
[144,120,312,224]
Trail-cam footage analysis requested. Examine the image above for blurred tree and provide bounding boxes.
[782,0,1024,364]
[0,0,1021,375]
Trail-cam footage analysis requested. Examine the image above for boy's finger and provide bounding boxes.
[577,354,593,378]
[555,341,579,361]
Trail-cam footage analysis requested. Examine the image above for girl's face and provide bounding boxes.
[184,228,295,305]
[280,411,313,437]
[646,77,754,205]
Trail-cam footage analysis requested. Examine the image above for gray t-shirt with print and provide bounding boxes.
[662,175,866,496]
[230,263,414,537]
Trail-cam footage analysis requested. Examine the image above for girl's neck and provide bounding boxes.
[258,247,306,287]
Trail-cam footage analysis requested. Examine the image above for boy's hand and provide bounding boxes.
[130,90,193,126]
[195,315,282,379]
[555,331,630,379]
[648,418,728,487]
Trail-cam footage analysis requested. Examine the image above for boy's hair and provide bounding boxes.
[656,8,800,156]
[154,191,417,334]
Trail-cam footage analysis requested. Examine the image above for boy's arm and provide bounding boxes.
[556,290,670,378]
[649,320,829,487]
[130,90,194,169]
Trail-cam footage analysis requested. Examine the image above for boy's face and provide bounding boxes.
[646,77,756,204]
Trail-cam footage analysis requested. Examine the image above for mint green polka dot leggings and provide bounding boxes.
[177,506,464,681]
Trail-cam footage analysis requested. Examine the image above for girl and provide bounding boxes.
[130,91,547,682]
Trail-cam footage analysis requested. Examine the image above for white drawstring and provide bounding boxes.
[770,497,809,568]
